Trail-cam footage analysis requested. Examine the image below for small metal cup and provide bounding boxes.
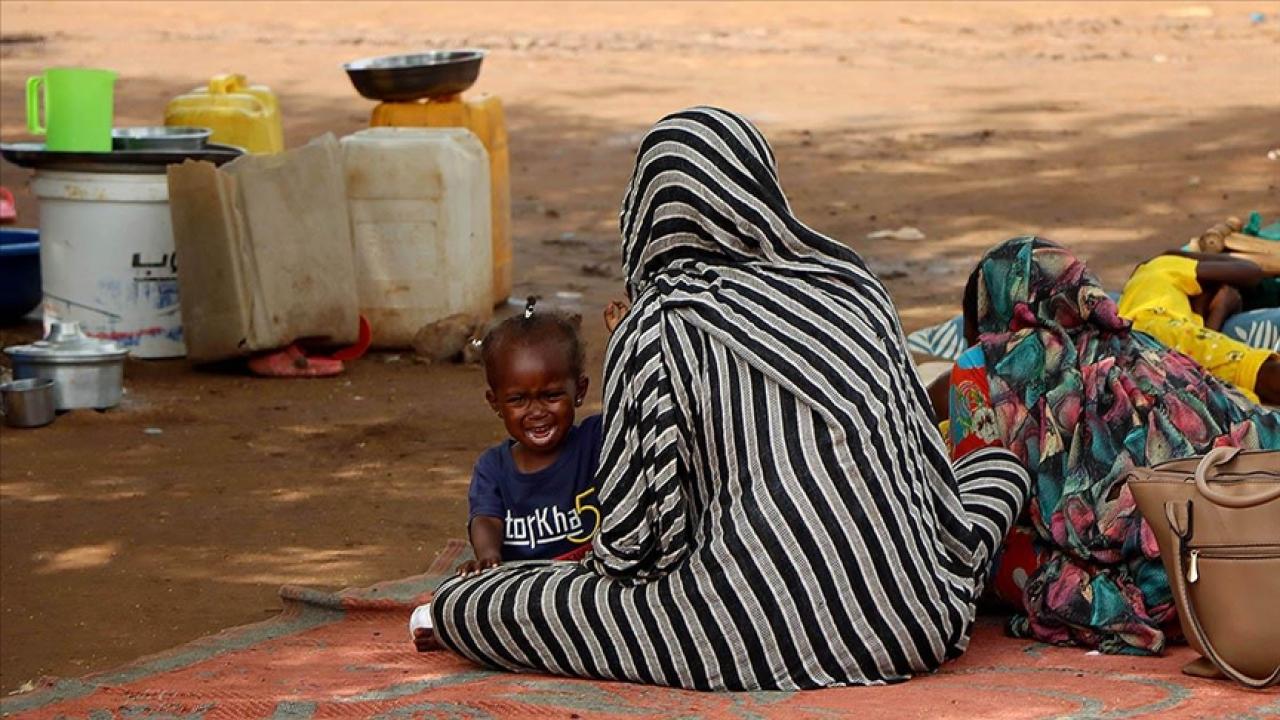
[0,378,57,428]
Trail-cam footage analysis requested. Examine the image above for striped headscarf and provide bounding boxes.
[620,107,882,300]
[431,107,1029,690]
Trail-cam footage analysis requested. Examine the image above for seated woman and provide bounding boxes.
[428,107,1031,691]
[1117,251,1280,404]
[948,237,1279,655]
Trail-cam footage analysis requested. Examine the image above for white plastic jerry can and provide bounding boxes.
[340,127,493,348]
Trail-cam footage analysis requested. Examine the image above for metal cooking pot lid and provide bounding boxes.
[3,321,129,361]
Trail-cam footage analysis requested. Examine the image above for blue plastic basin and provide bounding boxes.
[0,228,41,324]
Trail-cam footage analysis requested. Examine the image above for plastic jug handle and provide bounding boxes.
[208,73,247,95]
[26,76,46,135]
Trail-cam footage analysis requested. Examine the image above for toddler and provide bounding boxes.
[412,298,629,651]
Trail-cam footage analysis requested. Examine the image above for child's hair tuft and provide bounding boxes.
[481,297,585,381]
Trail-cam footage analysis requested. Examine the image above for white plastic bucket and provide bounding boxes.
[341,127,493,348]
[31,170,185,358]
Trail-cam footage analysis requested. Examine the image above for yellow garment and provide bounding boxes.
[1118,255,1201,321]
[1119,255,1271,401]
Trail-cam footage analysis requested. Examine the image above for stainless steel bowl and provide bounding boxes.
[113,126,212,151]
[0,378,57,428]
[343,50,484,102]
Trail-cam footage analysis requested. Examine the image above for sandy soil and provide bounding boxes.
[1,0,1277,693]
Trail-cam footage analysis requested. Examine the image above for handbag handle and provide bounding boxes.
[1194,447,1280,509]
[1170,529,1280,688]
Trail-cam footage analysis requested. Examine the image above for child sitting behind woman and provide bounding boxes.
[412,298,630,651]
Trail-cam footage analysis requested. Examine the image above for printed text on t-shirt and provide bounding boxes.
[503,487,599,550]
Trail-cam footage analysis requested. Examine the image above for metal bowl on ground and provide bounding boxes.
[0,378,57,428]
[112,126,212,151]
[344,50,484,102]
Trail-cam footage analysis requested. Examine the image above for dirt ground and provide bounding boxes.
[1,0,1277,694]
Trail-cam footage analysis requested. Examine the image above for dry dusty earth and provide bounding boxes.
[1,0,1278,694]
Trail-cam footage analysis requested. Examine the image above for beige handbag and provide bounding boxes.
[1127,446,1280,688]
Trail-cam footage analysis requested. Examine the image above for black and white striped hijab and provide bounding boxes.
[590,107,952,579]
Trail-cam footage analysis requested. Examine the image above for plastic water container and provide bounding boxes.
[341,127,492,348]
[30,171,184,358]
[165,74,284,154]
[370,94,511,305]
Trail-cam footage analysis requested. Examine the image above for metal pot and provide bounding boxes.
[0,378,57,428]
[4,321,128,410]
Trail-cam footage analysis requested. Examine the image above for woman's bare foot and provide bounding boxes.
[409,603,443,652]
[414,627,444,652]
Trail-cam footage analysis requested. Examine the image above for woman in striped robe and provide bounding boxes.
[431,107,1031,691]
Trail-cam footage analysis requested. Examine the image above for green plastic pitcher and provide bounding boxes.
[27,68,117,152]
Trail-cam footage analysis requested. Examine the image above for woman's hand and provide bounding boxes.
[604,300,631,333]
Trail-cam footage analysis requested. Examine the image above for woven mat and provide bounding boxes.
[4,539,1275,719]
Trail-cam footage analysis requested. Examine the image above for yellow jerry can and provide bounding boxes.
[165,74,284,154]
[371,94,511,306]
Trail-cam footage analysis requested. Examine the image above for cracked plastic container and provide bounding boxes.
[341,127,492,348]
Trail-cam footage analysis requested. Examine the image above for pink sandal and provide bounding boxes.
[0,187,16,224]
[246,316,372,378]
[247,343,344,378]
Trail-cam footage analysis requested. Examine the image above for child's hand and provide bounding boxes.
[457,555,501,577]
[604,300,631,334]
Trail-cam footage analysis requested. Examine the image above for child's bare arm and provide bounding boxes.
[1195,256,1270,287]
[1169,251,1272,285]
[458,516,504,576]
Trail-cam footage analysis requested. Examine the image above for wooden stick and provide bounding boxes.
[1222,233,1280,257]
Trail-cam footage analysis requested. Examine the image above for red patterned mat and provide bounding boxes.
[4,539,1276,719]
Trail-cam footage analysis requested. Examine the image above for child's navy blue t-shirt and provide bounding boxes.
[468,414,603,561]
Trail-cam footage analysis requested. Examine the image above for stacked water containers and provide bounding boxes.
[341,128,492,348]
